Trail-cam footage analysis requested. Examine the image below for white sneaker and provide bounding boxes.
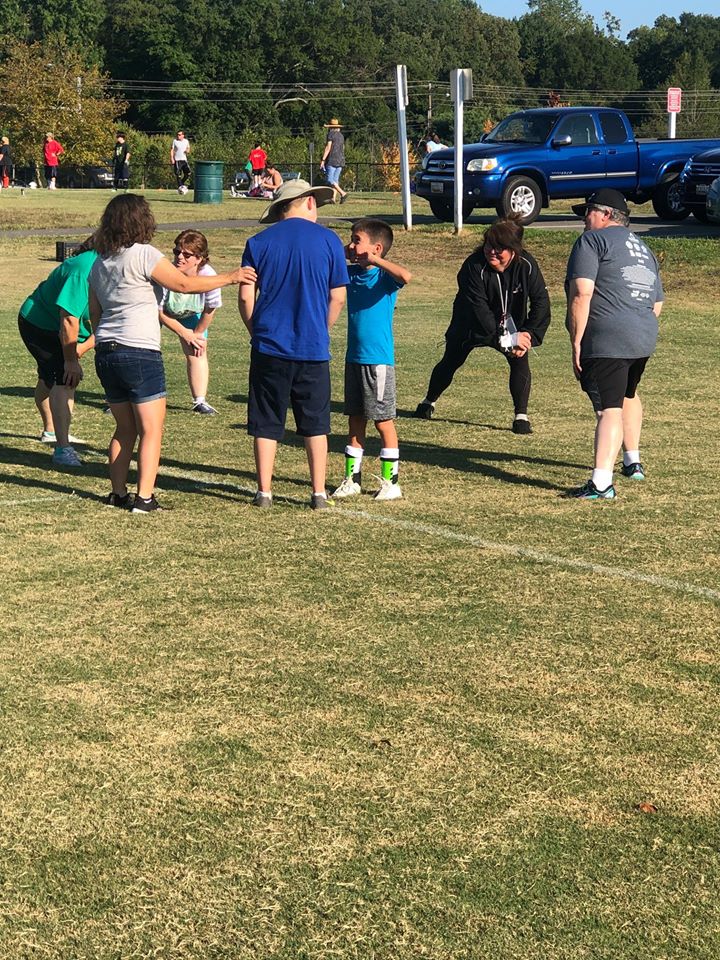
[51,446,82,467]
[332,476,361,499]
[374,479,402,501]
[40,431,84,444]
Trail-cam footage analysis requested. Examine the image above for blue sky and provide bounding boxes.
[479,0,718,38]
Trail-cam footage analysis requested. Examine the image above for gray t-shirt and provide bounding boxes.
[565,226,663,360]
[91,244,165,350]
[326,129,345,167]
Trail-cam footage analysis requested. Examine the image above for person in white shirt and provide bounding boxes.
[170,131,191,190]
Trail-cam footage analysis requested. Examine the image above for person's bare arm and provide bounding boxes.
[151,258,256,294]
[238,283,257,335]
[653,301,663,317]
[359,252,412,286]
[159,308,206,354]
[58,308,83,387]
[566,277,595,377]
[194,307,216,336]
[327,286,346,330]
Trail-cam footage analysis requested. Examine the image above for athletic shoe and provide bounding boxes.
[374,479,403,501]
[42,431,84,444]
[310,493,334,510]
[252,491,273,509]
[192,400,217,415]
[566,479,616,500]
[131,494,163,514]
[340,193,349,204]
[51,446,82,467]
[621,462,645,480]
[104,492,134,510]
[103,405,112,415]
[414,401,434,420]
[512,417,533,435]
[332,477,361,499]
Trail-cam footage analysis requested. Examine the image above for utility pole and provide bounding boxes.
[450,68,472,234]
[395,64,412,231]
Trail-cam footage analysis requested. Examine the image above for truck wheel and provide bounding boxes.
[497,177,542,224]
[428,197,474,222]
[651,179,690,220]
[692,207,710,223]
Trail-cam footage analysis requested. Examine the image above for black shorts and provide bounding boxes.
[44,164,58,180]
[580,357,649,412]
[247,349,330,440]
[18,314,64,387]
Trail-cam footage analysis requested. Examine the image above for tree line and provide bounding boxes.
[2,0,720,166]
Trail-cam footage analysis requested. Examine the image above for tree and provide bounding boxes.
[0,36,127,168]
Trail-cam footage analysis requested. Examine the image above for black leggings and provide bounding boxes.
[426,337,532,415]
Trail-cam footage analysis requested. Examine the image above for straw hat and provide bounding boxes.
[259,178,335,223]
[323,118,342,128]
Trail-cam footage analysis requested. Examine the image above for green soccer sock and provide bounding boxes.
[345,445,363,482]
[380,447,399,484]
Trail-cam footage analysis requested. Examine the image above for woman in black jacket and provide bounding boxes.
[415,217,551,433]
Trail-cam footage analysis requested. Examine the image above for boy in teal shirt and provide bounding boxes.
[333,219,411,501]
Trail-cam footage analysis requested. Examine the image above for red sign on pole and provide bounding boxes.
[667,87,682,113]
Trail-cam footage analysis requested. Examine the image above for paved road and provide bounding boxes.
[6,212,719,240]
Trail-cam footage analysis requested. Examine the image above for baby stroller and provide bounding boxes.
[229,164,252,197]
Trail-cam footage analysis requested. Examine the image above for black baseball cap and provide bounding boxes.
[572,188,630,217]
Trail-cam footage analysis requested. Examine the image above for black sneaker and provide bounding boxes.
[512,417,533,434]
[414,401,434,420]
[104,491,134,510]
[252,491,273,509]
[621,462,645,480]
[565,479,616,500]
[310,492,334,510]
[131,494,163,514]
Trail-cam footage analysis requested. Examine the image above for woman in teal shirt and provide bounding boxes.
[18,238,97,467]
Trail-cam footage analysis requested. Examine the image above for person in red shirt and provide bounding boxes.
[248,142,267,190]
[43,133,64,190]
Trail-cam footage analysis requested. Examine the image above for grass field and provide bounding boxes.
[1,193,719,959]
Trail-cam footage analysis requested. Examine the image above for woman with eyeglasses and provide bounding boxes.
[159,230,221,415]
[415,217,550,434]
[89,194,256,513]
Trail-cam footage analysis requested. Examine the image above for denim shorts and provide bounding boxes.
[95,342,166,404]
[18,314,65,387]
[325,165,343,186]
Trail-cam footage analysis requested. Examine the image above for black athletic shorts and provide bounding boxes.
[18,314,65,387]
[247,349,331,440]
[580,356,649,412]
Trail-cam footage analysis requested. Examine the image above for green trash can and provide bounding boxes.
[193,160,224,204]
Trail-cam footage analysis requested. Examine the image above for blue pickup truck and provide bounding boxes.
[415,106,720,224]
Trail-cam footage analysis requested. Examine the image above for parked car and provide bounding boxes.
[706,176,720,223]
[678,147,720,222]
[414,106,720,224]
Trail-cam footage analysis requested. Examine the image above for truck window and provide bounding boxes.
[555,114,599,146]
[485,113,559,144]
[599,113,628,145]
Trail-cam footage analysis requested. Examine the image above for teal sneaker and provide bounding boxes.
[621,462,645,480]
[566,479,616,500]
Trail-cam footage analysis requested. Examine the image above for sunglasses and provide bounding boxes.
[484,243,509,255]
[173,247,198,258]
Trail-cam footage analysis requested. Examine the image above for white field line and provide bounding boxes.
[1,495,57,507]
[158,465,720,605]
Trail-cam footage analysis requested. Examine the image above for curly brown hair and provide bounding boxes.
[95,194,156,255]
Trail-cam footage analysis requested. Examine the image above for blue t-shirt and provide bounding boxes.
[345,265,403,365]
[242,218,349,361]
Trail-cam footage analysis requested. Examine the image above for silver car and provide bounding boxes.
[707,177,720,223]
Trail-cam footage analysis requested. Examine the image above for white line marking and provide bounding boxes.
[0,495,56,507]
[159,465,720,605]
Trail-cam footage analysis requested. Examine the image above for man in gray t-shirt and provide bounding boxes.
[565,188,664,500]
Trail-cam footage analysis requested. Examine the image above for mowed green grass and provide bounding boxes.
[0,209,719,959]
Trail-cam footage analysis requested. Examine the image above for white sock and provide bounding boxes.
[623,449,640,466]
[313,490,327,499]
[592,469,613,491]
[514,413,529,422]
[193,396,205,406]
